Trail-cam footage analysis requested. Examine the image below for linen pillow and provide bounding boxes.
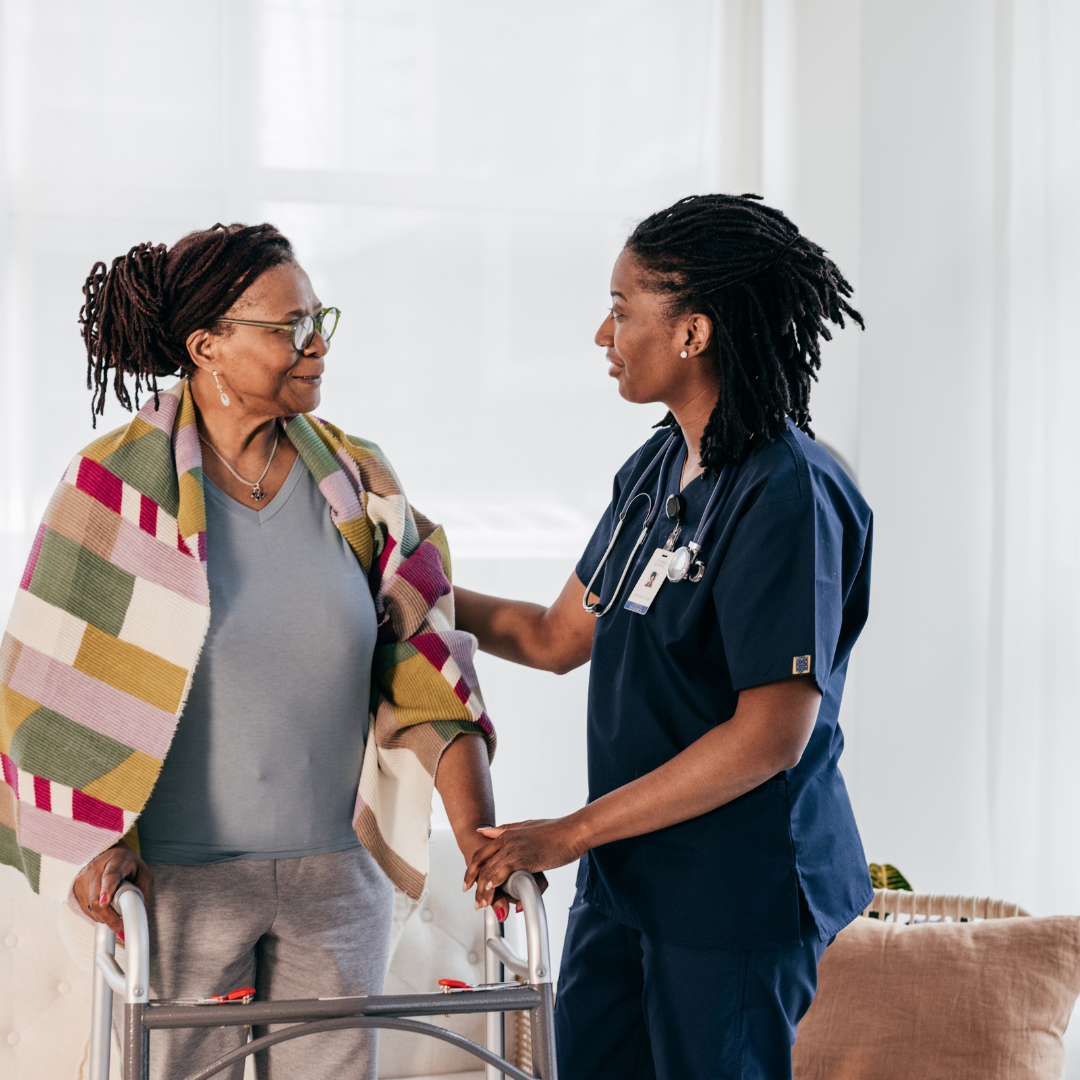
[793,913,1080,1080]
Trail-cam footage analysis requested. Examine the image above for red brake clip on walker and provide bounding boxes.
[209,987,256,1004]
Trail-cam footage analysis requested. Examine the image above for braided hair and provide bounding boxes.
[625,194,862,471]
[80,222,295,424]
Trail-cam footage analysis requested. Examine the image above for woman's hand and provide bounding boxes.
[457,831,523,922]
[463,818,583,910]
[72,843,154,935]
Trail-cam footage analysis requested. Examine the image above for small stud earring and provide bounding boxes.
[680,350,689,359]
[212,371,230,407]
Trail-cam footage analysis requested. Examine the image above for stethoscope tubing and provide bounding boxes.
[583,431,745,614]
[582,492,651,617]
[581,433,680,616]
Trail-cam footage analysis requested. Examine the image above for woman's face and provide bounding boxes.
[595,247,718,408]
[191,261,329,417]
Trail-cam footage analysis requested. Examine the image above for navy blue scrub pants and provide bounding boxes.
[554,891,830,1080]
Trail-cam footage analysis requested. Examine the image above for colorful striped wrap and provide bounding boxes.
[0,380,494,903]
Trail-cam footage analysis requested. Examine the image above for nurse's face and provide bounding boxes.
[595,248,717,408]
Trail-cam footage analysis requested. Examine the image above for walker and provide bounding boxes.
[88,870,556,1080]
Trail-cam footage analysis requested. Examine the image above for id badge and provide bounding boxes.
[624,548,672,614]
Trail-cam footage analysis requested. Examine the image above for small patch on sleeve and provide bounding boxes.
[792,655,811,675]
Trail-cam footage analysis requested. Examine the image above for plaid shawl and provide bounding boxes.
[0,380,493,902]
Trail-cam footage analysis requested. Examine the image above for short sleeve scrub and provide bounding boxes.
[554,420,873,1080]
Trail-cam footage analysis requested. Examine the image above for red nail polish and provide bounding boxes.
[497,907,506,923]
[99,893,108,906]
[117,931,125,943]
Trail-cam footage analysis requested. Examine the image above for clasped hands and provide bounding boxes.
[464,816,587,920]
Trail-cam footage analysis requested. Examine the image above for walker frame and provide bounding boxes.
[89,870,556,1080]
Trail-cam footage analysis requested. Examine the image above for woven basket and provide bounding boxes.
[862,888,1029,922]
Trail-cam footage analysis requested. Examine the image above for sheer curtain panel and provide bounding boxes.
[991,0,1080,919]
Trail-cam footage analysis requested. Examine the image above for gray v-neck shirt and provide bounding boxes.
[138,454,378,864]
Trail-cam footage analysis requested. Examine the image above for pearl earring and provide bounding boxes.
[212,371,230,407]
[680,350,689,359]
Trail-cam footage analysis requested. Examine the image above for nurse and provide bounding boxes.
[457,194,873,1080]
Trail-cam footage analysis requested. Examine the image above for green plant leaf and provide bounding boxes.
[868,863,913,891]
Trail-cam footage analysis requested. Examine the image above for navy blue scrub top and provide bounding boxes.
[575,420,874,949]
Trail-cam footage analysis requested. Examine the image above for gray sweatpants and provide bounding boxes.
[137,845,393,1080]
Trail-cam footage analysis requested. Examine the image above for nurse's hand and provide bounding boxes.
[458,833,519,922]
[464,819,578,910]
[72,842,154,936]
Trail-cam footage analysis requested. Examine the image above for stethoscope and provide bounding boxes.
[582,432,741,616]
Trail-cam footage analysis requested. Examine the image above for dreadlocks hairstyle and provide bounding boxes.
[80,222,295,424]
[625,193,863,472]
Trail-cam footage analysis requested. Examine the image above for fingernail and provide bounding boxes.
[462,882,468,892]
[117,931,125,943]
[516,903,523,913]
[474,900,480,911]
[99,893,108,906]
[497,907,506,923]
[485,882,494,892]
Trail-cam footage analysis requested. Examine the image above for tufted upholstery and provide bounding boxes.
[0,863,103,1080]
[378,830,501,1079]
[0,830,506,1079]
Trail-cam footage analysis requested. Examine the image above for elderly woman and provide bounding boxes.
[0,223,498,1080]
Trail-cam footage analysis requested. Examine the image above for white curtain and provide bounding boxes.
[992,0,1080,918]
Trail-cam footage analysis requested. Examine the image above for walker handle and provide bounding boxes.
[112,881,151,1004]
[89,880,150,1080]
[503,871,552,986]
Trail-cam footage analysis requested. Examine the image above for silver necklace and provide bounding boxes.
[199,426,279,502]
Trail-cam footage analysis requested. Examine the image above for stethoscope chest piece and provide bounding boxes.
[666,546,693,582]
[583,433,734,614]
[666,543,705,583]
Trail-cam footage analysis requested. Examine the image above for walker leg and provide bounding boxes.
[529,983,557,1080]
[484,906,505,1080]
[505,872,558,1080]
[123,1003,148,1080]
[90,923,116,1080]
[114,882,151,1080]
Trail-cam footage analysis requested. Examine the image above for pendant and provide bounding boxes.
[250,483,265,502]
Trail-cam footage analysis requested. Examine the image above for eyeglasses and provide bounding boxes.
[216,307,341,351]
